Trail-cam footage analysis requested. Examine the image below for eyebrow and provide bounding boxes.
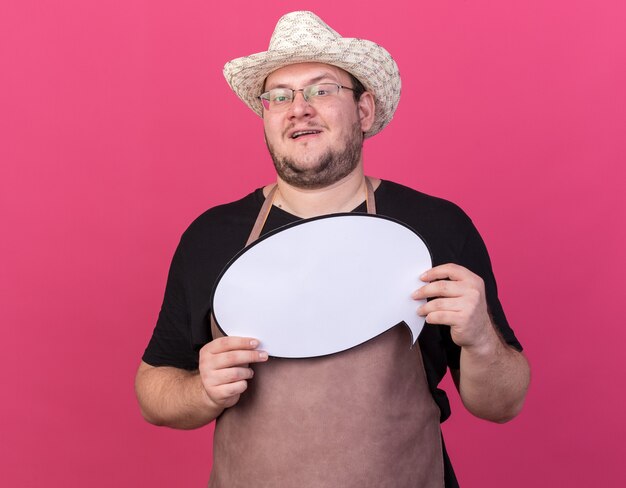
[266,73,338,90]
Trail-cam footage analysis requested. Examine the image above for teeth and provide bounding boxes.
[292,130,319,139]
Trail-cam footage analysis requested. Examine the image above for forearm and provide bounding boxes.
[134,361,223,430]
[456,330,530,423]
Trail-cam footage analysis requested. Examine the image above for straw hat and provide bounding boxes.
[223,11,401,138]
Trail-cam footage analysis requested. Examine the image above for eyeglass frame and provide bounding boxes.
[258,83,356,111]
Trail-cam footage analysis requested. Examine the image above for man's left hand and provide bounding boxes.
[413,263,530,422]
[412,263,497,350]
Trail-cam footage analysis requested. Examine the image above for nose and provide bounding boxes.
[287,90,314,119]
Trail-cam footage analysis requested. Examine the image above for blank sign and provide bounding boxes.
[211,214,432,358]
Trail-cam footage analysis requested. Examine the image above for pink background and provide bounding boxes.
[2,1,625,486]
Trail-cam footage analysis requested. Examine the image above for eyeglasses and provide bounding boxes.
[259,83,355,112]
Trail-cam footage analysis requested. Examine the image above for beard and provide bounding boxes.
[265,121,364,190]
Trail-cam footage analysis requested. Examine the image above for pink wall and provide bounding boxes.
[2,1,624,486]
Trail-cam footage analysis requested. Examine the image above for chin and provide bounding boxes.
[265,123,363,189]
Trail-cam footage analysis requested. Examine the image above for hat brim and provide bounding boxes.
[223,37,400,138]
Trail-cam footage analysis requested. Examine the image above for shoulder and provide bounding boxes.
[377,180,474,234]
[179,189,263,245]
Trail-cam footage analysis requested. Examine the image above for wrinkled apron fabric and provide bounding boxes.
[209,179,444,487]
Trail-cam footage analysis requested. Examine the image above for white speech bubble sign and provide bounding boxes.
[211,214,432,358]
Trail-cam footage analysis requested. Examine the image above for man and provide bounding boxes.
[135,11,530,487]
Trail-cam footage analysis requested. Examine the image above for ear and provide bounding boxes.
[357,92,376,133]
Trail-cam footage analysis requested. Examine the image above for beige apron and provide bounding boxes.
[209,179,444,487]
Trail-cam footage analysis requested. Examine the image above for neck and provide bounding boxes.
[270,168,371,218]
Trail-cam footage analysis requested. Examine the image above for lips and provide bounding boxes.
[287,128,323,139]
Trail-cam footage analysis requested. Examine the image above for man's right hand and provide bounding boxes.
[199,337,268,410]
[135,337,268,429]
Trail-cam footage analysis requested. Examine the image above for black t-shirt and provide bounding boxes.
[143,179,522,486]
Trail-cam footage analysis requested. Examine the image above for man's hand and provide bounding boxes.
[412,263,496,351]
[412,263,530,423]
[199,337,269,410]
[135,337,268,429]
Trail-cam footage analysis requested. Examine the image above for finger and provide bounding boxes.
[420,263,471,283]
[203,336,262,354]
[209,380,249,403]
[417,298,462,316]
[211,349,268,370]
[412,279,465,299]
[423,310,458,326]
[204,367,255,387]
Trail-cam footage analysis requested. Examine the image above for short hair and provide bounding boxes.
[348,73,367,101]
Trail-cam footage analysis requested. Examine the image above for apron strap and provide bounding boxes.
[245,184,278,247]
[246,177,377,246]
[364,176,376,215]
